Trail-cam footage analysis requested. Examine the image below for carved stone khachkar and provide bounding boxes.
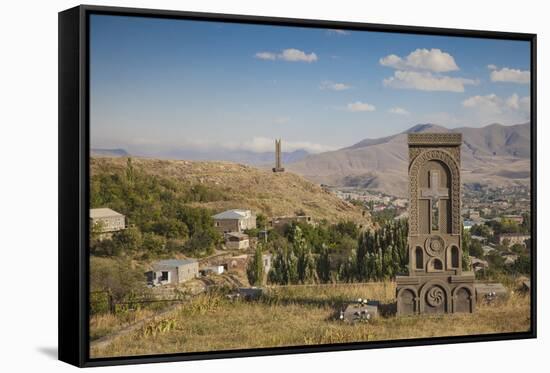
[272,138,285,173]
[396,133,475,315]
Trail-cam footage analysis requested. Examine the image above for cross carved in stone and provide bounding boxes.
[420,170,449,231]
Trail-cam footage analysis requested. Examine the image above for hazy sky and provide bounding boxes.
[90,14,531,155]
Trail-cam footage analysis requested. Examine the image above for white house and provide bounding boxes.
[147,259,199,286]
[90,208,126,233]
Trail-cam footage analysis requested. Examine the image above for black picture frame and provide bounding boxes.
[58,4,537,368]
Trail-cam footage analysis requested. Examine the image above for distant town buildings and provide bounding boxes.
[496,233,530,247]
[146,259,199,286]
[90,208,126,236]
[502,214,524,224]
[212,209,256,234]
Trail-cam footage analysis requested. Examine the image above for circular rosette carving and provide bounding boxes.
[426,286,445,307]
[425,235,445,257]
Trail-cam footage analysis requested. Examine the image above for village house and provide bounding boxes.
[212,209,256,234]
[496,233,530,247]
[270,215,314,231]
[470,257,489,272]
[223,253,273,274]
[224,232,250,250]
[90,208,126,234]
[146,259,199,286]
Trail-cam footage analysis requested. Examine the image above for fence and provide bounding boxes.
[90,291,187,315]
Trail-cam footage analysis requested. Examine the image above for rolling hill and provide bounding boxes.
[286,123,530,196]
[91,157,372,227]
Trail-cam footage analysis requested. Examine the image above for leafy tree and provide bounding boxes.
[246,246,265,286]
[462,228,472,270]
[316,244,331,283]
[90,257,148,303]
[470,223,492,238]
[142,233,166,254]
[112,226,142,252]
[511,254,530,274]
[511,243,525,255]
[469,239,484,258]
[268,247,298,285]
[256,213,268,229]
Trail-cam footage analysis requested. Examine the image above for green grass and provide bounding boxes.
[90,282,530,358]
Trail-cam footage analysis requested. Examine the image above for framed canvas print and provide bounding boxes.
[58,4,537,367]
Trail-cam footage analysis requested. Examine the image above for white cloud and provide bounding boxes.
[379,48,459,72]
[462,93,530,116]
[487,64,498,70]
[489,67,530,84]
[462,93,503,113]
[388,107,410,115]
[326,29,350,35]
[255,51,276,60]
[383,71,478,92]
[505,94,530,111]
[255,48,318,63]
[320,80,351,91]
[279,48,318,62]
[346,101,376,112]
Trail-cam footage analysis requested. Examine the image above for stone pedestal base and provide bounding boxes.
[396,272,476,315]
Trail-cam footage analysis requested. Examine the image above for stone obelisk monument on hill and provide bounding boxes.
[396,133,475,315]
[272,139,285,173]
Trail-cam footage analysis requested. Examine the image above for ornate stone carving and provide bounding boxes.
[396,133,475,316]
[426,286,445,307]
[407,133,462,146]
[425,235,445,257]
[408,149,461,235]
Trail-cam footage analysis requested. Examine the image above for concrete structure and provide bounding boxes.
[225,232,250,250]
[341,301,378,322]
[470,257,489,272]
[146,259,198,286]
[272,138,285,173]
[90,208,126,233]
[396,133,476,315]
[475,283,508,302]
[213,209,256,234]
[496,233,530,247]
[270,215,313,230]
[201,265,225,276]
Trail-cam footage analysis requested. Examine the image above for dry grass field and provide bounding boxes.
[90,282,530,358]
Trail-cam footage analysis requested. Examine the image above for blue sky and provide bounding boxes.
[90,14,531,155]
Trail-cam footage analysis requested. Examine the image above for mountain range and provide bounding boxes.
[286,123,530,197]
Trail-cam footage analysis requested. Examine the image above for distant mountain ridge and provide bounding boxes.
[121,148,310,166]
[91,148,130,157]
[286,122,530,197]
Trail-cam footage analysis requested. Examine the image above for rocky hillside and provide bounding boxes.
[286,123,530,196]
[91,157,371,227]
